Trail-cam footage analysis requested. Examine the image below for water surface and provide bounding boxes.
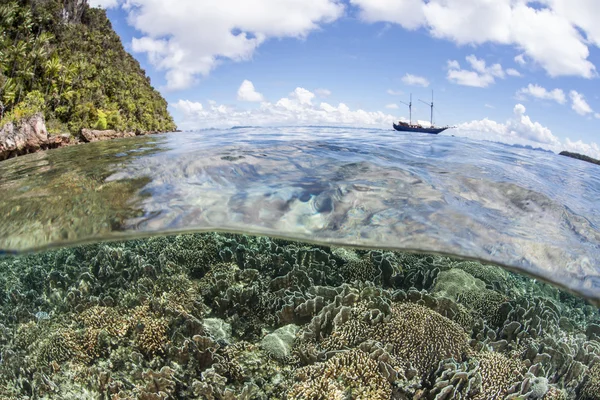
[0,127,598,302]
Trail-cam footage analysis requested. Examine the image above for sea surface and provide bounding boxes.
[0,127,599,399]
[0,127,598,301]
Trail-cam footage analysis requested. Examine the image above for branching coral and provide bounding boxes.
[288,349,393,400]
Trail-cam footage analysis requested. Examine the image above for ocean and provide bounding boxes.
[0,127,598,399]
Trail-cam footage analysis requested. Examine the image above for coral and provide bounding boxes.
[451,260,509,291]
[433,269,507,326]
[134,366,177,399]
[261,324,299,360]
[474,351,526,400]
[37,329,78,364]
[288,349,392,400]
[131,305,169,356]
[0,232,598,400]
[579,363,600,400]
[371,302,471,376]
[203,318,232,344]
[78,306,129,337]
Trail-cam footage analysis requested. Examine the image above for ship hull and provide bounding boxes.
[393,123,448,134]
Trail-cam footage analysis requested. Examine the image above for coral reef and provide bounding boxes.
[0,232,598,399]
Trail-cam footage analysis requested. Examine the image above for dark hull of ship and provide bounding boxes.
[393,123,448,134]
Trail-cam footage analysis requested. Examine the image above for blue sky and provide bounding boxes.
[95,0,600,158]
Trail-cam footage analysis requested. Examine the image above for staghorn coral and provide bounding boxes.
[131,304,169,356]
[578,363,600,400]
[78,306,129,337]
[371,302,471,377]
[474,351,526,400]
[287,349,393,400]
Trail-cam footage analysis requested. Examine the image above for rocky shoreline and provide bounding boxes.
[0,113,168,161]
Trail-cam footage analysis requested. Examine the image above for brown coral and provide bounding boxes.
[372,303,471,376]
[288,349,392,400]
[131,304,169,356]
[79,306,129,337]
[473,351,525,400]
[579,363,600,400]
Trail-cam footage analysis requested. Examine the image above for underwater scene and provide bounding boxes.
[1,232,600,399]
[0,128,599,399]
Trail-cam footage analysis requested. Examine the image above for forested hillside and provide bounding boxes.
[0,0,176,134]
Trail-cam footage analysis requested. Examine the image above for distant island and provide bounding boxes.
[559,151,600,166]
[0,0,176,160]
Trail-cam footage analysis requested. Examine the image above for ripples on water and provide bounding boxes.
[0,127,599,398]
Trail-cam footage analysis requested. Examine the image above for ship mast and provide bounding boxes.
[419,90,434,126]
[399,93,412,124]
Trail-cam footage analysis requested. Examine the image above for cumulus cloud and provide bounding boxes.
[569,90,593,115]
[237,80,264,102]
[350,0,597,79]
[516,84,566,104]
[446,55,505,87]
[457,103,560,147]
[387,89,403,95]
[456,103,600,159]
[173,87,397,130]
[401,73,430,87]
[386,103,399,109]
[123,0,344,90]
[506,68,522,77]
[514,54,526,66]
[563,138,600,159]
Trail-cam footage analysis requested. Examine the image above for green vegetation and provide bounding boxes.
[0,0,176,134]
[560,151,600,166]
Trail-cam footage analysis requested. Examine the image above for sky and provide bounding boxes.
[91,0,600,158]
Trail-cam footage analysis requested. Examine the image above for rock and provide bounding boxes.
[260,324,299,360]
[0,113,49,160]
[79,128,135,142]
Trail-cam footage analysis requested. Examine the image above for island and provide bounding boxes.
[559,151,600,166]
[0,0,176,160]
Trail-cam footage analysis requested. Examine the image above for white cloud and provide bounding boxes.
[89,0,119,8]
[124,0,344,90]
[514,54,526,66]
[315,88,332,97]
[457,103,560,146]
[387,89,403,95]
[506,68,522,77]
[595,113,600,119]
[350,0,597,79]
[456,103,600,159]
[401,73,430,87]
[237,80,265,102]
[569,90,593,115]
[173,87,397,129]
[516,84,566,104]
[485,103,494,109]
[446,55,505,87]
[386,103,399,109]
[563,138,600,159]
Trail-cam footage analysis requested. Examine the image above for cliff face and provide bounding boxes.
[0,0,176,135]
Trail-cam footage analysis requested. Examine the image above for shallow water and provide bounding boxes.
[0,232,598,399]
[0,127,599,303]
[1,128,600,399]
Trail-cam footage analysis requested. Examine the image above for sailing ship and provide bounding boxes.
[393,91,452,134]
